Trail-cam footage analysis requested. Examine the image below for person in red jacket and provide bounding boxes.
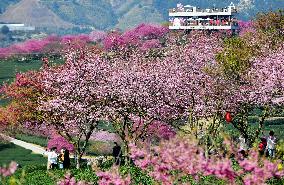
[259,137,267,156]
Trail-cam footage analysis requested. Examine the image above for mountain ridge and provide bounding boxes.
[0,0,283,31]
[0,0,73,28]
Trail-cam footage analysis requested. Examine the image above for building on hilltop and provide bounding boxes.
[169,2,239,31]
[0,22,35,31]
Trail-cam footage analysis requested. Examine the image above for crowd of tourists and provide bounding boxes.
[44,148,70,170]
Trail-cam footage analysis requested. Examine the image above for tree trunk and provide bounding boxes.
[75,152,81,169]
[123,139,130,165]
[255,109,268,142]
[74,141,81,169]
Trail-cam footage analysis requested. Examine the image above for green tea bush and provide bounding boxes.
[0,142,46,166]
[120,165,154,185]
[15,134,48,147]
[10,164,98,185]
[265,118,284,126]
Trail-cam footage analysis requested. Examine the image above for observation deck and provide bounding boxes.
[169,2,239,30]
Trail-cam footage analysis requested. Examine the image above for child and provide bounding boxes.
[266,131,276,158]
[259,137,267,156]
[58,149,65,169]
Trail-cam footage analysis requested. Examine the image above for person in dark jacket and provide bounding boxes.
[63,149,71,169]
[112,142,122,165]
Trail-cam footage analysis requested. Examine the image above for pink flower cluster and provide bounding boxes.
[0,34,93,59]
[89,30,107,43]
[48,135,74,152]
[239,150,284,185]
[129,115,176,140]
[0,37,53,58]
[57,173,90,185]
[97,167,131,185]
[0,161,17,177]
[130,137,236,184]
[103,23,168,50]
[91,131,122,143]
[130,137,284,185]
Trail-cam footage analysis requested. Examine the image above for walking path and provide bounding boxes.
[1,133,47,155]
[0,134,101,160]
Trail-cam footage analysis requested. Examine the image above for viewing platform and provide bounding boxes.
[169,2,239,30]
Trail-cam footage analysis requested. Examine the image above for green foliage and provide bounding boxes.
[0,142,46,166]
[224,120,284,142]
[216,37,255,79]
[7,164,98,185]
[120,165,154,185]
[1,25,10,35]
[255,10,284,38]
[41,0,117,30]
[0,58,42,85]
[267,177,284,185]
[265,118,284,126]
[98,158,115,171]
[15,134,48,147]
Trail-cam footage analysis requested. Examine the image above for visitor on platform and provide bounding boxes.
[58,149,65,169]
[44,147,58,170]
[267,131,276,158]
[63,149,71,169]
[112,142,122,165]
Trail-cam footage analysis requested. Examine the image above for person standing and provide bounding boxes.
[112,142,122,165]
[239,135,248,152]
[238,135,249,159]
[63,149,71,169]
[44,147,58,170]
[259,137,267,156]
[58,149,65,169]
[267,131,276,158]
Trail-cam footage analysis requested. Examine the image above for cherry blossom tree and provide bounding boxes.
[245,44,284,139]
[0,71,44,127]
[39,47,111,168]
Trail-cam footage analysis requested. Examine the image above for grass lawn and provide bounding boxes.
[224,117,284,140]
[0,59,42,85]
[0,141,46,167]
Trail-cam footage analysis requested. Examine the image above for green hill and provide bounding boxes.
[41,0,117,30]
[116,4,163,30]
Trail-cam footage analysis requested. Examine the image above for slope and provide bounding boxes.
[0,0,73,28]
[41,0,118,30]
[116,3,164,30]
[0,0,20,14]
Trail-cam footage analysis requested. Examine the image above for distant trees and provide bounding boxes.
[1,26,10,35]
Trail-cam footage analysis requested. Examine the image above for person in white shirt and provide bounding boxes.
[44,147,58,170]
[239,135,248,151]
[266,130,276,158]
[238,135,249,160]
